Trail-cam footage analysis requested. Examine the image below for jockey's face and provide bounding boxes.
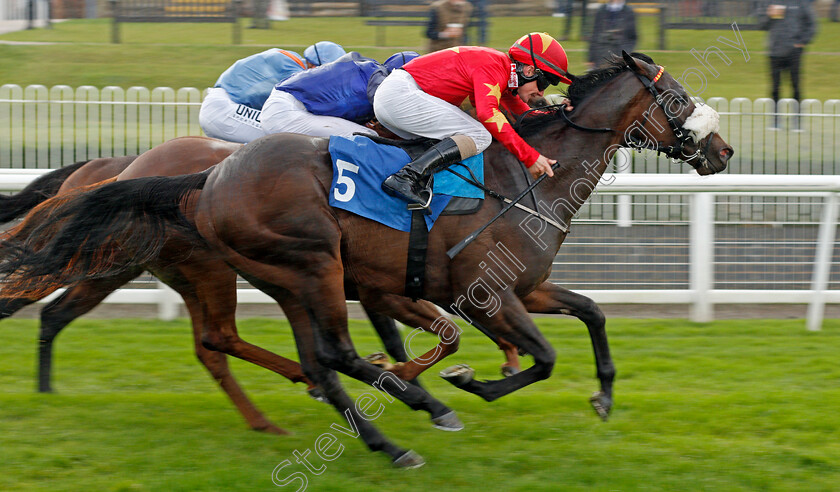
[517,79,545,106]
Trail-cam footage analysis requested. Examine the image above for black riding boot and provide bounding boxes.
[382,137,462,207]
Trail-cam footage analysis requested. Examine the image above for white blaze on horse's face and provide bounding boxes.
[682,104,721,143]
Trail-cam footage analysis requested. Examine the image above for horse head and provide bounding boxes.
[618,51,733,175]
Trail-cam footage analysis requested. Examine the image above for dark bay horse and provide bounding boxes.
[0,53,732,466]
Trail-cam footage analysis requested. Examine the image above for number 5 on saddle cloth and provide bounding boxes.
[328,135,484,232]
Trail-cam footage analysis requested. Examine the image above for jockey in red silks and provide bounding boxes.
[374,32,573,207]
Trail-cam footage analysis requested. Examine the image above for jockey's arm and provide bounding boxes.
[470,68,541,167]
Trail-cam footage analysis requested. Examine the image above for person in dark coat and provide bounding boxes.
[588,0,637,69]
[758,0,817,129]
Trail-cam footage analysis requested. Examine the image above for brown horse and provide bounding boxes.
[0,53,732,466]
[0,137,472,434]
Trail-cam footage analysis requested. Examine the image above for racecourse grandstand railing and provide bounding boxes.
[1,84,839,176]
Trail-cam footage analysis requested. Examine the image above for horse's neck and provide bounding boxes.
[524,73,640,239]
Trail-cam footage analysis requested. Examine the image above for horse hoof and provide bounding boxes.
[431,411,464,432]
[307,387,328,404]
[439,364,474,386]
[501,365,520,378]
[393,450,425,469]
[589,391,612,421]
[364,352,394,371]
[364,352,389,365]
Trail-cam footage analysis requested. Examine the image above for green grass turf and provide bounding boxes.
[1,316,838,490]
[1,16,839,100]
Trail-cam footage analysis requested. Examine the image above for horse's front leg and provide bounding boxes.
[440,291,556,402]
[359,290,460,382]
[521,281,614,420]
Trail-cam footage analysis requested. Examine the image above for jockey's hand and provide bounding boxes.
[562,98,574,111]
[529,155,556,179]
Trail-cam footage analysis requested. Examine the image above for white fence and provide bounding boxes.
[1,171,837,330]
[0,0,49,25]
[2,84,840,174]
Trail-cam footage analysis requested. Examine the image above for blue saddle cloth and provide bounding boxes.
[328,135,484,232]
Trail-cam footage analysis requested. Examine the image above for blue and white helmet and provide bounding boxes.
[384,51,420,71]
[303,41,346,66]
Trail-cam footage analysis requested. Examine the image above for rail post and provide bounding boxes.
[806,193,839,331]
[690,192,714,322]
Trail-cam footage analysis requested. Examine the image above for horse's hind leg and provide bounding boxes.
[177,288,288,435]
[36,268,143,393]
[232,256,461,431]
[0,285,66,392]
[276,290,424,467]
[302,269,460,427]
[164,260,312,387]
[521,282,614,420]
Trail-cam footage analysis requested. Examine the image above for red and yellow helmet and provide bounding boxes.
[509,32,572,88]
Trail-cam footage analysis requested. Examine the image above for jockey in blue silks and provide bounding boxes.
[199,41,346,144]
[261,51,420,138]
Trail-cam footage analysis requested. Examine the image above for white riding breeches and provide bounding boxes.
[261,89,376,138]
[373,69,492,157]
[198,88,266,144]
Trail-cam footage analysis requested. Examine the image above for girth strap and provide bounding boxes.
[405,209,429,300]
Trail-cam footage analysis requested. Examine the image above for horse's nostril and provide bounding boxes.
[720,147,733,162]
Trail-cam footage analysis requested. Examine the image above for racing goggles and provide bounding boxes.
[535,70,561,91]
[519,66,561,92]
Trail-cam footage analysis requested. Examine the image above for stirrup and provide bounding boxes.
[406,188,433,213]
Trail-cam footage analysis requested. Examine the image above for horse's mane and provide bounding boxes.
[564,52,655,106]
[515,52,656,138]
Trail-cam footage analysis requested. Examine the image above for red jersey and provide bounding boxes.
[403,46,540,166]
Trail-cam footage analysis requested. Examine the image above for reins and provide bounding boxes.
[443,164,568,234]
[447,63,706,259]
[446,161,562,259]
[513,104,614,134]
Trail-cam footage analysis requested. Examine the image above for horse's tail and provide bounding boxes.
[0,170,210,296]
[1,177,119,256]
[0,160,91,223]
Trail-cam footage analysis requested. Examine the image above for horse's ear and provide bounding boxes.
[622,50,641,73]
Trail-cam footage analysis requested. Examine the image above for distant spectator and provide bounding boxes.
[758,0,816,130]
[587,0,637,69]
[470,0,488,44]
[832,0,839,21]
[426,0,473,53]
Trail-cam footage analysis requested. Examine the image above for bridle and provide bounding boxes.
[627,65,712,166]
[513,63,715,168]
